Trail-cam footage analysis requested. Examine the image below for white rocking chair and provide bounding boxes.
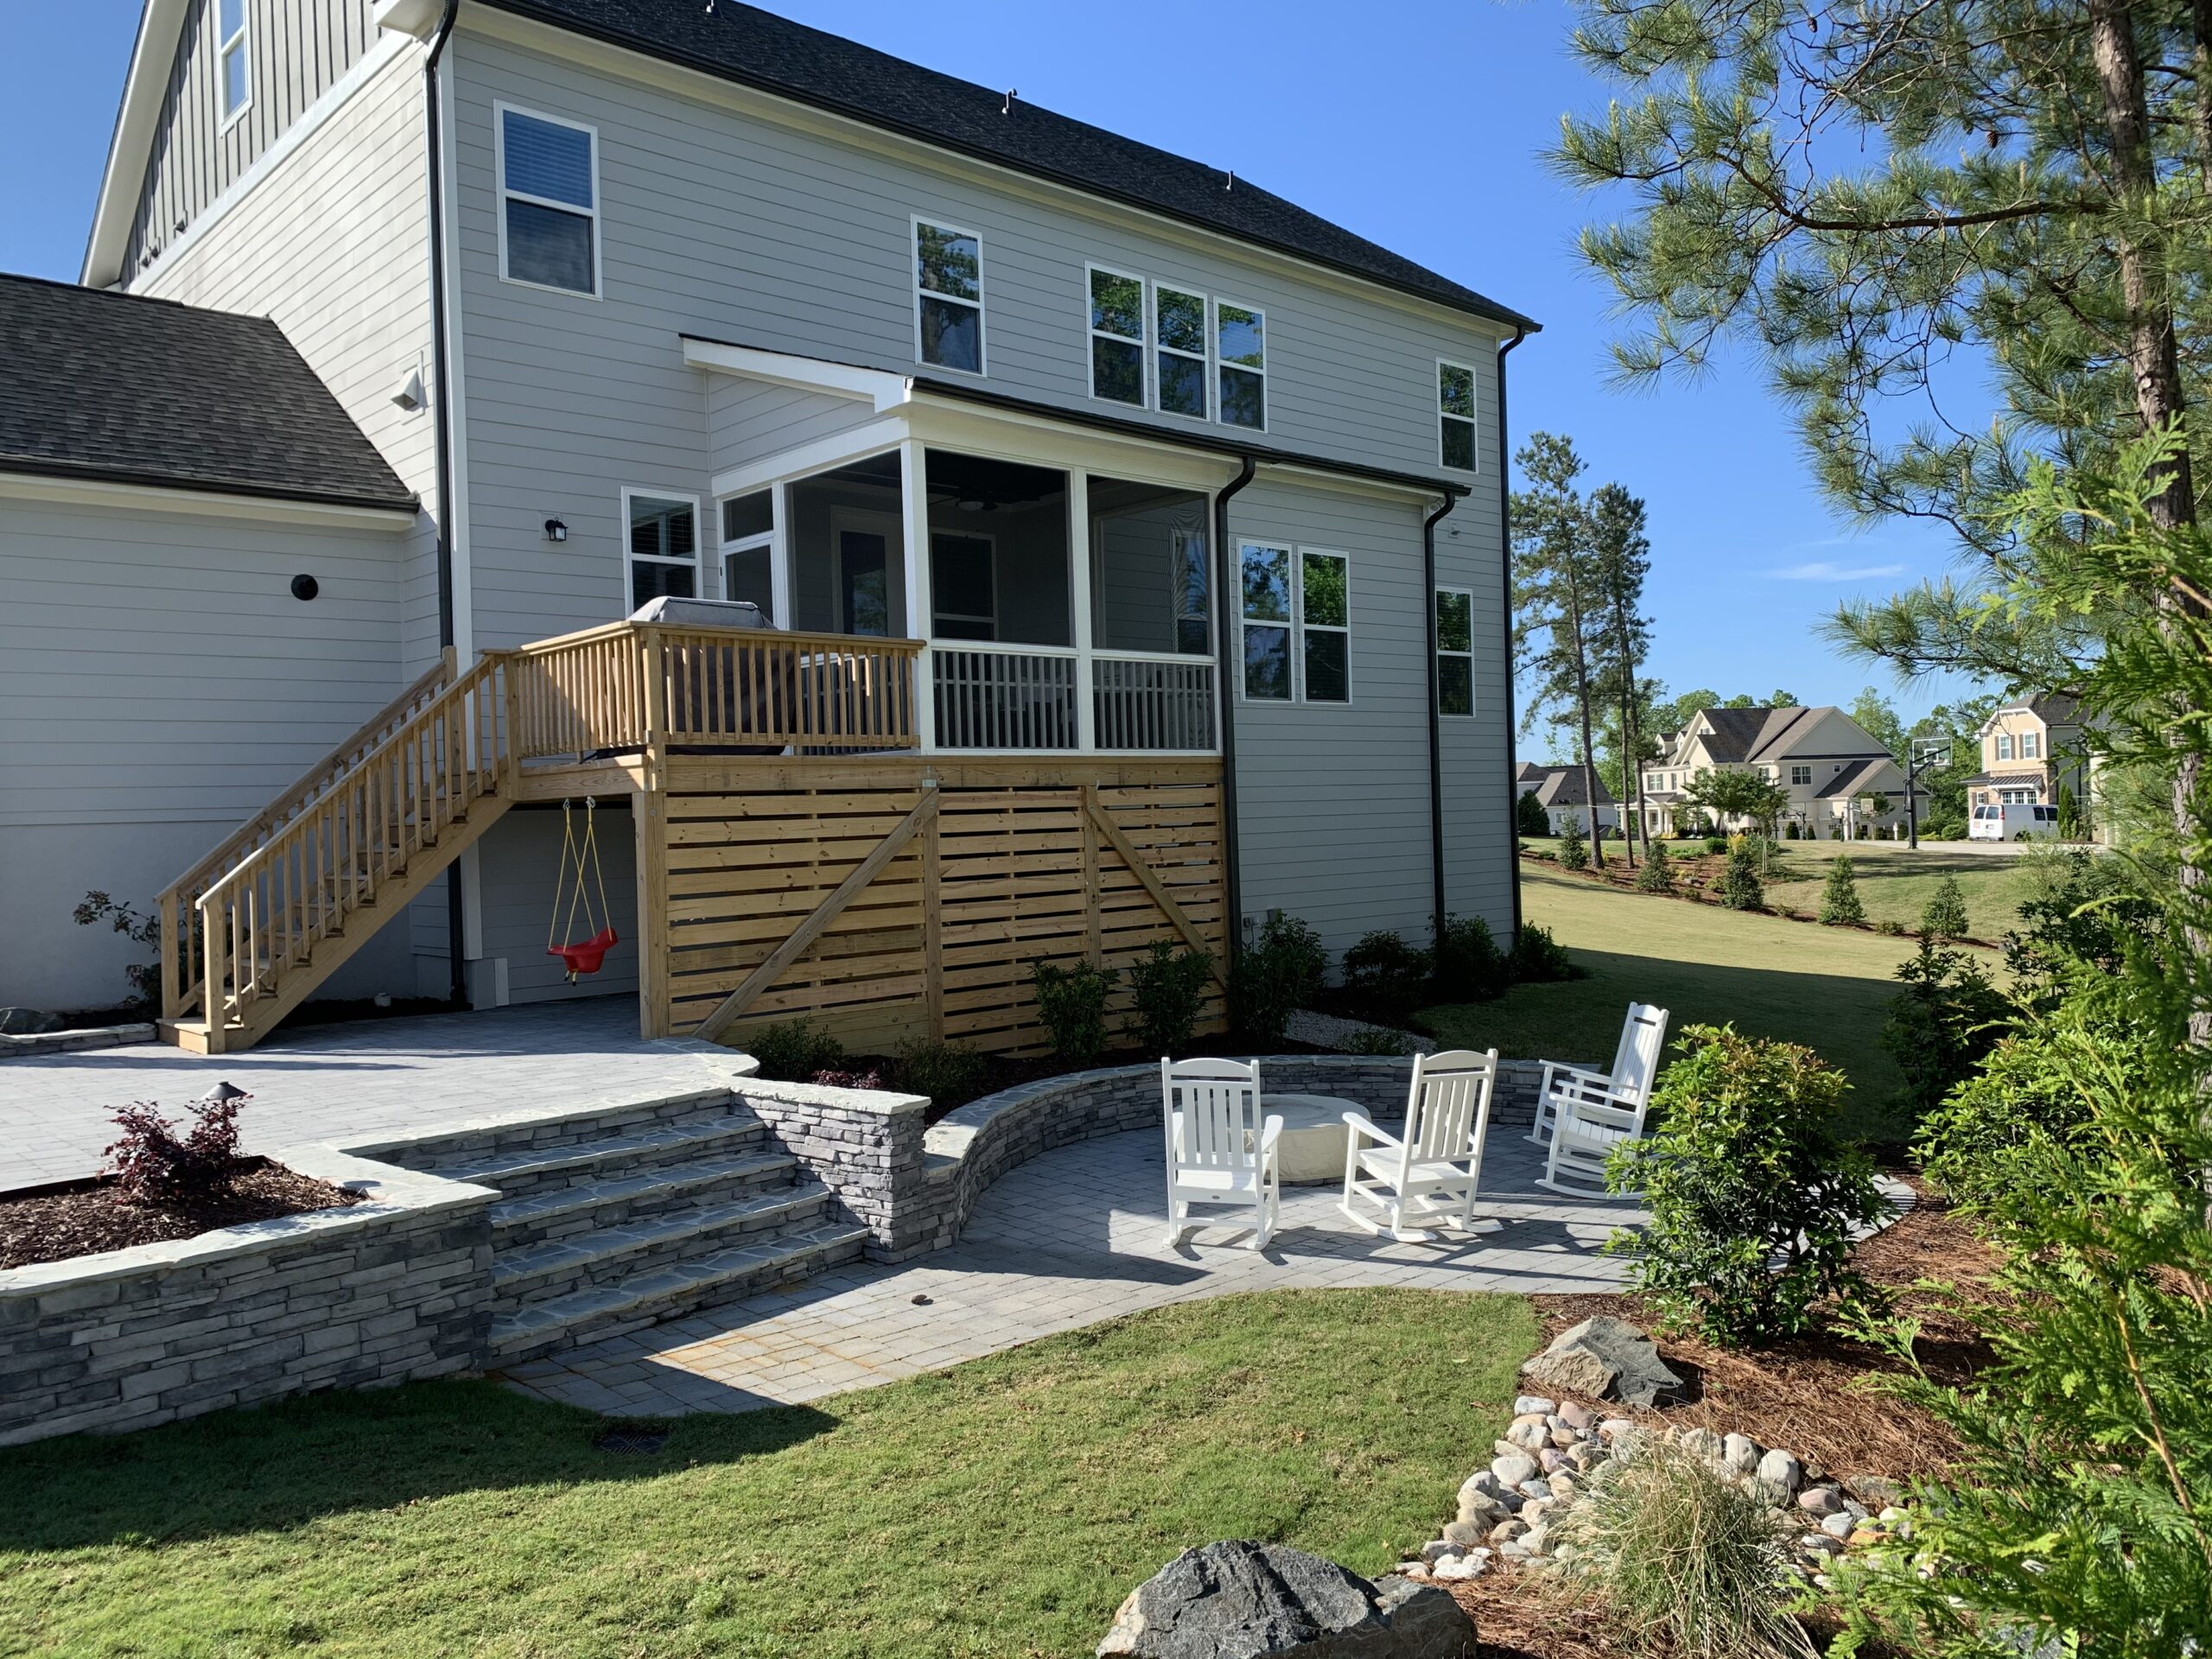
[1528,1001,1670,1147]
[1535,1003,1670,1195]
[1162,1058,1282,1250]
[1339,1048,1500,1242]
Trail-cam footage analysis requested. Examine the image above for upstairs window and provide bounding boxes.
[1088,267,1146,406]
[915,220,983,373]
[625,490,700,607]
[1439,359,1477,471]
[499,106,599,296]
[1996,734,2014,760]
[1156,286,1209,418]
[1216,302,1266,429]
[2021,731,2040,759]
[1436,588,1473,715]
[1239,543,1293,700]
[1791,764,1813,785]
[219,0,251,123]
[1300,550,1349,702]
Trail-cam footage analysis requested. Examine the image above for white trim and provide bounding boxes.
[0,468,416,529]
[1084,262,1148,410]
[494,101,604,300]
[1068,467,1096,749]
[681,335,913,410]
[715,486,778,620]
[912,215,987,377]
[620,486,704,607]
[1296,545,1351,705]
[709,423,910,500]
[1213,296,1268,434]
[372,0,445,37]
[1433,583,1476,719]
[899,442,934,748]
[217,0,253,130]
[83,0,189,286]
[1154,282,1211,423]
[1437,357,1479,474]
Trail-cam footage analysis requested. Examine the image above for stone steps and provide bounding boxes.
[444,1111,773,1206]
[487,1147,801,1250]
[487,1221,870,1364]
[371,1088,748,1177]
[494,1184,836,1308]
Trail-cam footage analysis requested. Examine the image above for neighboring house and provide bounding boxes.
[14,0,1535,1050]
[1963,695,2092,815]
[1639,705,1921,839]
[1515,762,1617,837]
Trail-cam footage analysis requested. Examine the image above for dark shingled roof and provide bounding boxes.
[0,273,416,513]
[1517,762,1614,807]
[484,0,1536,333]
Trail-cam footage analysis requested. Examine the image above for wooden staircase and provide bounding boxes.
[158,651,518,1054]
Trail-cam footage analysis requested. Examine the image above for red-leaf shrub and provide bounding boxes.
[103,1090,247,1205]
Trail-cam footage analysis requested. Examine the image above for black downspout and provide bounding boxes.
[1422,492,1459,943]
[1213,457,1257,965]
[1497,327,1528,940]
[426,0,467,1007]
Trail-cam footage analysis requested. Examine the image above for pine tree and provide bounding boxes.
[1512,434,1609,869]
[1558,819,1589,872]
[1820,855,1867,925]
[1718,839,1764,911]
[1923,874,1971,940]
[1633,839,1675,893]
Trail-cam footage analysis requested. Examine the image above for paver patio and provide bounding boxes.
[500,1119,1645,1417]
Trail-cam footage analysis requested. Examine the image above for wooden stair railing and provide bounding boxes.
[157,648,457,1021]
[180,654,513,1053]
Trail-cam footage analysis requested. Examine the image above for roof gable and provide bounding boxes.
[0,273,416,513]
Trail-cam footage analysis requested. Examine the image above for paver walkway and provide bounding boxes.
[0,1000,737,1189]
[502,1120,1643,1417]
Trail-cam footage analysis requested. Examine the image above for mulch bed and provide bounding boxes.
[0,1160,362,1271]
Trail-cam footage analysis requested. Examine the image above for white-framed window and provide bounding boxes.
[931,531,997,639]
[1996,733,2014,760]
[719,490,775,622]
[1215,299,1266,430]
[2021,731,2040,760]
[914,219,984,374]
[497,104,600,296]
[1156,284,1209,419]
[218,0,251,124]
[1790,764,1813,785]
[622,488,701,608]
[1239,542,1293,700]
[1435,586,1474,717]
[1300,548,1349,702]
[1439,359,1478,472]
[1087,265,1146,407]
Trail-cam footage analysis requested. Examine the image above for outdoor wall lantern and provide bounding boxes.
[543,518,569,543]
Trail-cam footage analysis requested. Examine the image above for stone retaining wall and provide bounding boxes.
[736,1079,931,1257]
[0,1149,494,1446]
[0,1022,156,1059]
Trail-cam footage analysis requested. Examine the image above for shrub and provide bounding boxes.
[810,1067,887,1090]
[1230,912,1327,1045]
[1875,918,1905,936]
[1783,821,1801,840]
[1031,957,1116,1065]
[1817,853,1866,925]
[745,1018,844,1081]
[1632,840,1675,893]
[1607,1024,1890,1346]
[1432,913,1509,1001]
[1921,873,1971,939]
[1558,821,1590,871]
[1717,840,1764,910]
[2004,849,2153,996]
[1341,930,1433,1020]
[1516,788,1550,837]
[889,1039,985,1104]
[1920,814,1967,841]
[1127,941,1213,1055]
[104,1088,248,1205]
[1552,1433,1815,1659]
[1340,1027,1420,1056]
[1704,834,1730,856]
[1510,920,1578,982]
[73,891,163,1007]
[1880,935,2012,1122]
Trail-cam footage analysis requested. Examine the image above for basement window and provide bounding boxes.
[219,0,251,124]
[499,105,600,296]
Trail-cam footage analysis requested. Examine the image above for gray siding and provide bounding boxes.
[124,0,380,280]
[0,493,415,1011]
[703,378,880,477]
[466,806,641,1007]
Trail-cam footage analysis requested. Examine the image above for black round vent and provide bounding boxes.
[290,574,320,601]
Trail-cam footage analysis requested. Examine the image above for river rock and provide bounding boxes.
[1096,1541,1476,1658]
[1491,1454,1539,1489]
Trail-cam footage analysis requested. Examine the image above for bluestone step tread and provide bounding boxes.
[434,1109,765,1189]
[486,1223,870,1359]
[491,1185,831,1292]
[487,1148,798,1234]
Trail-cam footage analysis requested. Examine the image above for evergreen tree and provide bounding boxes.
[1718,839,1764,910]
[1516,788,1550,838]
[1923,874,1972,940]
[1820,854,1868,925]
[1558,818,1590,871]
[1589,481,1655,864]
[1633,838,1675,893]
[1512,433,1609,869]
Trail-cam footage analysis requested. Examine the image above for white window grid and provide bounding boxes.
[1236,543,1355,703]
[1438,357,1478,473]
[494,101,603,299]
[1996,734,2014,760]
[1213,296,1268,432]
[1298,547,1349,702]
[1791,765,1813,785]
[912,216,987,376]
[621,487,702,609]
[1084,263,1148,407]
[2021,732,2040,759]
[1435,584,1475,718]
[219,0,252,126]
[717,489,779,622]
[1154,283,1211,422]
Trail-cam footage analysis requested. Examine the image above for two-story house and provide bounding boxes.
[1639,705,1921,839]
[1515,762,1617,838]
[1962,695,2090,814]
[3,0,1534,1053]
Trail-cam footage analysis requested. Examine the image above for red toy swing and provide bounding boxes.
[547,797,620,981]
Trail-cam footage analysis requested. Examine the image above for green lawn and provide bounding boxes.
[0,1289,1534,1659]
[1424,864,2006,1139]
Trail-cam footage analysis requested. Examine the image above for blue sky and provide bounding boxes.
[2,1,1976,747]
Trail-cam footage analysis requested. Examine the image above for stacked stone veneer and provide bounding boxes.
[0,1148,494,1446]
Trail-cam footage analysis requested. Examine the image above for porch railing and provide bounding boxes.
[1093,653,1217,753]
[933,644,1079,750]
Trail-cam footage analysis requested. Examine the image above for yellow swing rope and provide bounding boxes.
[547,798,613,965]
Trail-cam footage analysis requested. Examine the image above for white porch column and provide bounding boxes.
[1068,468,1096,752]
[770,480,793,628]
[900,441,935,751]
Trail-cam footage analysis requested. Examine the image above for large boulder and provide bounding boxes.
[1096,1540,1475,1659]
[0,1007,65,1036]
[1520,1316,1684,1408]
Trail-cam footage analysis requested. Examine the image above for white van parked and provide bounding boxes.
[1970,803,2062,842]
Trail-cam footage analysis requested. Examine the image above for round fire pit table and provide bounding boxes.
[1260,1093,1368,1185]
